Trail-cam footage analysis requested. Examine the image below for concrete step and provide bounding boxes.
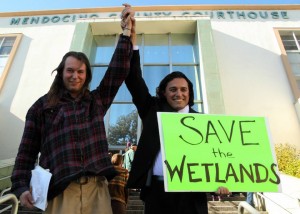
[208,201,240,212]
[128,199,143,205]
[1,200,267,214]
[208,209,268,213]
[208,211,268,214]
[1,191,267,214]
[126,204,144,211]
[126,211,144,214]
[208,200,268,214]
[126,189,144,213]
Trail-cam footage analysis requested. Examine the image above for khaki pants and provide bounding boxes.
[45,176,112,214]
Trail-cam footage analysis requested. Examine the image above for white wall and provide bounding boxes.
[211,12,300,149]
[0,17,76,159]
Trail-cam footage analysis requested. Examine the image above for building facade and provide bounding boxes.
[0,5,300,159]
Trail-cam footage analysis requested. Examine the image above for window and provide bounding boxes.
[91,35,137,148]
[279,30,300,92]
[0,34,22,91]
[280,33,300,51]
[142,33,202,109]
[90,33,203,148]
[277,29,300,120]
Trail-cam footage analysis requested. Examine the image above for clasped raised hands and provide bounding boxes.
[121,3,135,37]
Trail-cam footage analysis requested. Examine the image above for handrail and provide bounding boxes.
[1,187,11,197]
[256,192,293,214]
[238,201,260,214]
[0,175,11,182]
[255,192,266,211]
[0,194,18,214]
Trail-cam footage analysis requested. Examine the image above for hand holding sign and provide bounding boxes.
[157,113,281,193]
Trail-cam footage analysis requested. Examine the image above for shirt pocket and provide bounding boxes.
[43,107,65,129]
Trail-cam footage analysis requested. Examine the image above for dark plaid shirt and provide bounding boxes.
[11,35,132,200]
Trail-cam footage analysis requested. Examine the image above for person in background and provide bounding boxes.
[123,4,230,214]
[246,192,255,207]
[109,154,129,214]
[10,6,135,214]
[123,143,137,173]
[211,192,222,201]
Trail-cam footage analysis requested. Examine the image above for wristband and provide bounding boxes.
[123,29,131,37]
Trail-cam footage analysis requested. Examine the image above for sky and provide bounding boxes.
[1,0,300,13]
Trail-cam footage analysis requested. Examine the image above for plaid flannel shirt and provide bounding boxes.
[11,35,133,200]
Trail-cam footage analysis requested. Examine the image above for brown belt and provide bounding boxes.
[74,176,105,185]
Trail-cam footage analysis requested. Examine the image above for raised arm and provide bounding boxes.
[123,4,154,119]
[93,7,134,112]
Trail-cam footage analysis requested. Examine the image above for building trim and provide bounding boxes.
[0,33,22,92]
[0,4,300,17]
[274,28,300,101]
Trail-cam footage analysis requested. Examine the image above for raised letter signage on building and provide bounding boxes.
[9,10,290,26]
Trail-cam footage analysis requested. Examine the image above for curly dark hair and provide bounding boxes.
[47,51,92,106]
[156,71,194,106]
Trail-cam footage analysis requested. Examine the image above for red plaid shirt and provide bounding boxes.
[11,35,132,200]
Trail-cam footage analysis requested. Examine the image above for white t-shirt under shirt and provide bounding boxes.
[152,105,190,176]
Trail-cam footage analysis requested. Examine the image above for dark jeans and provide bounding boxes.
[143,178,208,214]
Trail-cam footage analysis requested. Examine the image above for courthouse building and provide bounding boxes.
[0,4,300,159]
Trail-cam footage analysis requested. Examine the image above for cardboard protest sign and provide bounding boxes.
[157,113,281,192]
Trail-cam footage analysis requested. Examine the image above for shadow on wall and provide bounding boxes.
[0,106,24,160]
[211,25,300,148]
[0,35,31,160]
